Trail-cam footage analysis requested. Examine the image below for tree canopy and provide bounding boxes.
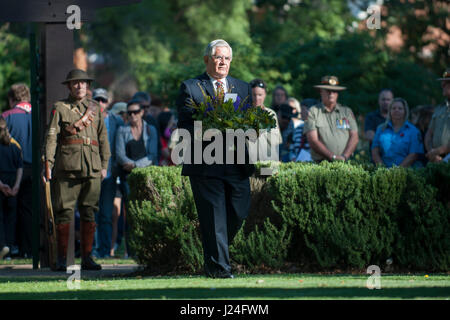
[0,0,446,114]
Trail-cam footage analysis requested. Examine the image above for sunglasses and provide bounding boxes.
[127,109,141,116]
[95,98,108,103]
[251,82,266,89]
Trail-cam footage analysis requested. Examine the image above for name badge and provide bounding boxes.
[224,93,238,103]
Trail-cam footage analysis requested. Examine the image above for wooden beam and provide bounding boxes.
[41,23,75,125]
[0,0,141,22]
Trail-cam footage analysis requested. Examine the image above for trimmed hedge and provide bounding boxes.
[127,162,450,274]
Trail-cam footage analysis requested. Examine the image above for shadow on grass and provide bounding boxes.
[0,286,449,300]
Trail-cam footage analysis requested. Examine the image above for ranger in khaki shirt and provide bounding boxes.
[43,69,110,272]
[305,76,359,162]
[425,68,450,162]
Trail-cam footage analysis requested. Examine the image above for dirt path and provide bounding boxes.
[0,264,139,278]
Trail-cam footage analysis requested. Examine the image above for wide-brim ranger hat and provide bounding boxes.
[314,75,347,91]
[61,69,94,85]
[436,68,450,81]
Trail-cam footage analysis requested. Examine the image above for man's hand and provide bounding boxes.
[427,154,443,163]
[334,155,346,161]
[0,184,12,197]
[0,183,8,196]
[8,186,20,197]
[42,168,52,184]
[101,169,107,180]
[426,147,442,163]
[426,148,440,159]
[123,163,135,172]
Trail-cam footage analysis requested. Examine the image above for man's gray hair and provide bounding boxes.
[204,39,233,60]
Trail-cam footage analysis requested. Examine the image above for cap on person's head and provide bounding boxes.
[437,68,450,82]
[92,88,109,101]
[279,103,294,119]
[62,69,94,85]
[111,102,127,115]
[314,75,346,91]
[131,92,151,106]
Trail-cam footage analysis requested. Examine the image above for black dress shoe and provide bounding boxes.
[217,272,234,279]
[81,255,102,271]
[208,270,234,279]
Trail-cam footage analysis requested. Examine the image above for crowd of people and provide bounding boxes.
[0,61,449,267]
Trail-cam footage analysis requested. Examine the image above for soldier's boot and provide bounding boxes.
[80,221,102,271]
[55,223,70,272]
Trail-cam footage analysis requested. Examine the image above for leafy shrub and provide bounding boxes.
[127,166,202,273]
[127,162,449,273]
[230,218,291,272]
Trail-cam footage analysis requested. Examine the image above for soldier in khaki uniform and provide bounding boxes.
[43,69,111,271]
[425,68,450,163]
[305,76,359,162]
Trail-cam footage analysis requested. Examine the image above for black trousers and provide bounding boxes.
[189,174,250,275]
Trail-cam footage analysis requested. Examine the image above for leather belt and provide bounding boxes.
[62,137,99,146]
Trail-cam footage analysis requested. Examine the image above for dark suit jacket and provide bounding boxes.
[176,72,255,177]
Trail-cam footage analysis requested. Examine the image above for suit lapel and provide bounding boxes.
[227,76,236,94]
[199,73,216,99]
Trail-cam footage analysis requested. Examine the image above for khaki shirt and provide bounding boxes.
[44,95,111,179]
[304,102,358,161]
[429,100,450,149]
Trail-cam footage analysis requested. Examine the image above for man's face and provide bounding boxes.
[204,46,231,79]
[273,89,287,106]
[95,98,109,113]
[320,89,339,108]
[279,113,291,130]
[442,81,450,99]
[68,80,88,100]
[252,86,266,107]
[378,90,393,114]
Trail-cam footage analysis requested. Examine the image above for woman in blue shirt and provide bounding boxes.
[372,98,424,168]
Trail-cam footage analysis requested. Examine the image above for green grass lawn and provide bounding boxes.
[0,273,448,300]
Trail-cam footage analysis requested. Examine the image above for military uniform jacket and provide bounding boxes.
[304,102,358,161]
[429,100,450,149]
[44,95,111,179]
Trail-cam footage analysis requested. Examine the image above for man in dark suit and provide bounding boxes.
[176,39,254,278]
